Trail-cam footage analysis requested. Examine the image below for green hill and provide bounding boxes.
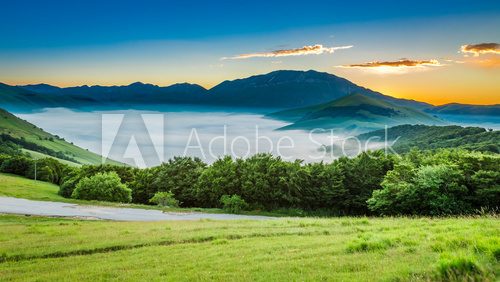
[356,124,499,153]
[0,108,122,165]
[268,93,443,133]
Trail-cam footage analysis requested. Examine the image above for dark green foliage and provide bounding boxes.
[28,158,69,185]
[0,155,70,185]
[337,151,394,215]
[471,170,500,209]
[368,149,500,215]
[296,162,346,212]
[71,172,131,203]
[0,156,32,176]
[151,157,206,207]
[125,149,498,215]
[128,167,158,204]
[220,195,248,213]
[238,154,302,210]
[357,125,500,153]
[195,156,243,208]
[58,171,80,198]
[0,135,22,156]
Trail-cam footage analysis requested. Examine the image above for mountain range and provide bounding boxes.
[1,70,498,116]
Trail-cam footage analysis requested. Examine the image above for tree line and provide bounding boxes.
[0,148,498,216]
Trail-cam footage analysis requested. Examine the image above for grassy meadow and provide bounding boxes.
[0,214,498,281]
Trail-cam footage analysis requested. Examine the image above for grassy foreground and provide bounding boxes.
[0,214,498,281]
[0,173,498,281]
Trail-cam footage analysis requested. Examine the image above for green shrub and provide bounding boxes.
[59,164,135,199]
[129,167,158,204]
[152,157,206,207]
[71,172,131,203]
[149,191,179,208]
[0,156,32,176]
[195,156,242,208]
[220,194,248,213]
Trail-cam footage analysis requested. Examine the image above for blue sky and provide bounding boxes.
[2,0,498,49]
[1,0,499,104]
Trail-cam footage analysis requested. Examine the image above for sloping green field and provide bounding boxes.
[0,108,122,165]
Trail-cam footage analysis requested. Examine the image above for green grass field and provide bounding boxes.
[0,174,499,281]
[21,149,81,167]
[0,215,498,281]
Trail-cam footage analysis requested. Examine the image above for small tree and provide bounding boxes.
[149,191,179,208]
[72,172,131,203]
[220,194,248,213]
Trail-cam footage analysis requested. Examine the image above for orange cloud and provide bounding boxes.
[460,43,500,57]
[222,44,352,60]
[336,59,442,74]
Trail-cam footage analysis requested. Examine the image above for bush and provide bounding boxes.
[28,158,69,185]
[220,194,248,213]
[71,172,132,203]
[129,167,158,204]
[195,156,242,208]
[149,191,179,208]
[152,157,206,207]
[471,170,500,210]
[59,164,135,199]
[0,156,32,176]
[369,164,470,215]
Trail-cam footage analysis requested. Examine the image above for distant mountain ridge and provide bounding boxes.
[426,103,500,116]
[1,70,497,115]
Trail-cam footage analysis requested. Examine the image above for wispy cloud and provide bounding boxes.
[336,59,442,74]
[460,43,500,57]
[467,57,500,68]
[222,44,353,60]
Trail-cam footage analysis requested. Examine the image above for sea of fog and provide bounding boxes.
[17,106,379,167]
[16,106,497,168]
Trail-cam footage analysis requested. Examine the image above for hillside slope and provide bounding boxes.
[357,124,500,153]
[269,93,443,133]
[0,108,122,165]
